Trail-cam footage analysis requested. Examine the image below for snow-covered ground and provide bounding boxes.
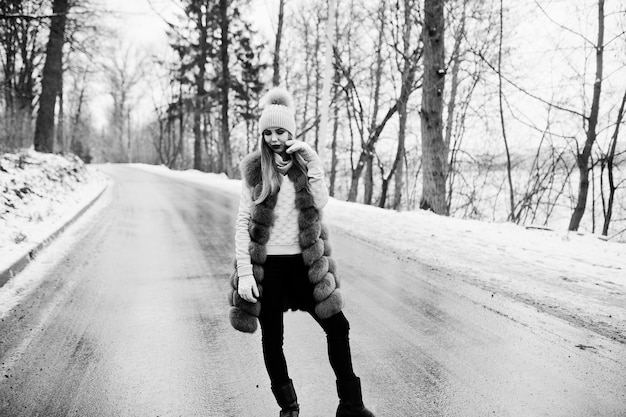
[1,152,624,344]
[0,150,107,276]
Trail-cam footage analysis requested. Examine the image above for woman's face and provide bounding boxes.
[263,127,289,154]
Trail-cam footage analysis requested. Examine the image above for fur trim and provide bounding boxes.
[252,264,265,282]
[241,151,262,188]
[299,223,322,248]
[320,224,329,240]
[295,191,315,209]
[302,239,325,266]
[313,273,337,302]
[308,257,329,284]
[298,207,320,229]
[252,205,274,227]
[249,222,271,244]
[314,289,344,319]
[294,174,309,192]
[249,241,267,264]
[327,257,336,273]
[229,307,258,333]
[229,269,238,289]
[323,240,332,256]
[231,291,262,316]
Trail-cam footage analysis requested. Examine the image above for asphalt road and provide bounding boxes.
[0,165,624,417]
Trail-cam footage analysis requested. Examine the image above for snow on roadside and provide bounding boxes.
[0,149,107,270]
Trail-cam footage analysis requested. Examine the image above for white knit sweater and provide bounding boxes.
[235,159,329,278]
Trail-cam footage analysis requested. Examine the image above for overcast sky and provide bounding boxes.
[99,0,277,49]
[88,0,279,128]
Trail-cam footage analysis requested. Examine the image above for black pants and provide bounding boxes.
[258,254,357,387]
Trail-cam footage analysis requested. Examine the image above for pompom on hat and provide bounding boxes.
[259,87,296,136]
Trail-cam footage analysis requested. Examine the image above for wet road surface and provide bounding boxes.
[0,165,624,416]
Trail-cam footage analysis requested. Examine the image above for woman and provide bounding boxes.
[228,88,375,417]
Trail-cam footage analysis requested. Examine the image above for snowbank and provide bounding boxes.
[0,150,107,278]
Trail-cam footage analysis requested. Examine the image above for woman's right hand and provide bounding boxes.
[285,140,319,164]
[238,274,259,303]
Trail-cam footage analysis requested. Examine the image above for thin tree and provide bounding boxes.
[392,0,419,210]
[191,1,210,171]
[34,0,69,153]
[601,90,626,236]
[497,0,516,222]
[272,0,285,86]
[420,0,447,214]
[102,44,145,162]
[568,0,605,231]
[218,0,234,177]
[318,0,336,162]
[377,0,421,209]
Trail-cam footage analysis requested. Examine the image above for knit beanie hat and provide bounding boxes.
[259,87,296,136]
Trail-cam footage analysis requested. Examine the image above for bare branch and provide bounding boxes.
[470,47,586,120]
[533,1,596,48]
[0,13,64,20]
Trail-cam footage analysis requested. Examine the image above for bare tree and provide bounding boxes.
[600,90,626,236]
[102,44,145,162]
[420,0,447,214]
[338,0,422,205]
[444,0,483,214]
[497,0,516,222]
[218,0,234,177]
[378,0,421,209]
[568,0,605,231]
[0,0,46,151]
[33,0,69,153]
[272,0,285,86]
[191,1,210,171]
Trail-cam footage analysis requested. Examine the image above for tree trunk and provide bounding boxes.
[361,2,386,204]
[219,0,233,177]
[347,104,398,202]
[568,0,604,231]
[57,77,64,153]
[313,15,321,151]
[420,0,447,214]
[363,152,374,205]
[193,6,207,171]
[329,63,340,197]
[393,0,414,211]
[445,0,468,212]
[348,153,367,202]
[272,0,285,86]
[318,0,336,162]
[69,70,87,153]
[393,111,406,210]
[301,19,311,142]
[601,89,626,236]
[34,0,69,153]
[498,0,516,222]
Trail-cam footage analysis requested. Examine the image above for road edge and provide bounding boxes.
[0,179,109,288]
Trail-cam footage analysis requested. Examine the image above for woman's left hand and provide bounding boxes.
[285,140,318,163]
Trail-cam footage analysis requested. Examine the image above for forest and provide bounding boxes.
[1,0,625,241]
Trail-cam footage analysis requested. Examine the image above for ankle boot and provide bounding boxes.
[271,379,300,417]
[336,377,375,417]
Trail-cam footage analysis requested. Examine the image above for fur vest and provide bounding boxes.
[228,151,343,333]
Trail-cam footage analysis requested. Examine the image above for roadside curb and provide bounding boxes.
[0,179,109,288]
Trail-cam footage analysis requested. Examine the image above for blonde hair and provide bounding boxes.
[254,133,309,205]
